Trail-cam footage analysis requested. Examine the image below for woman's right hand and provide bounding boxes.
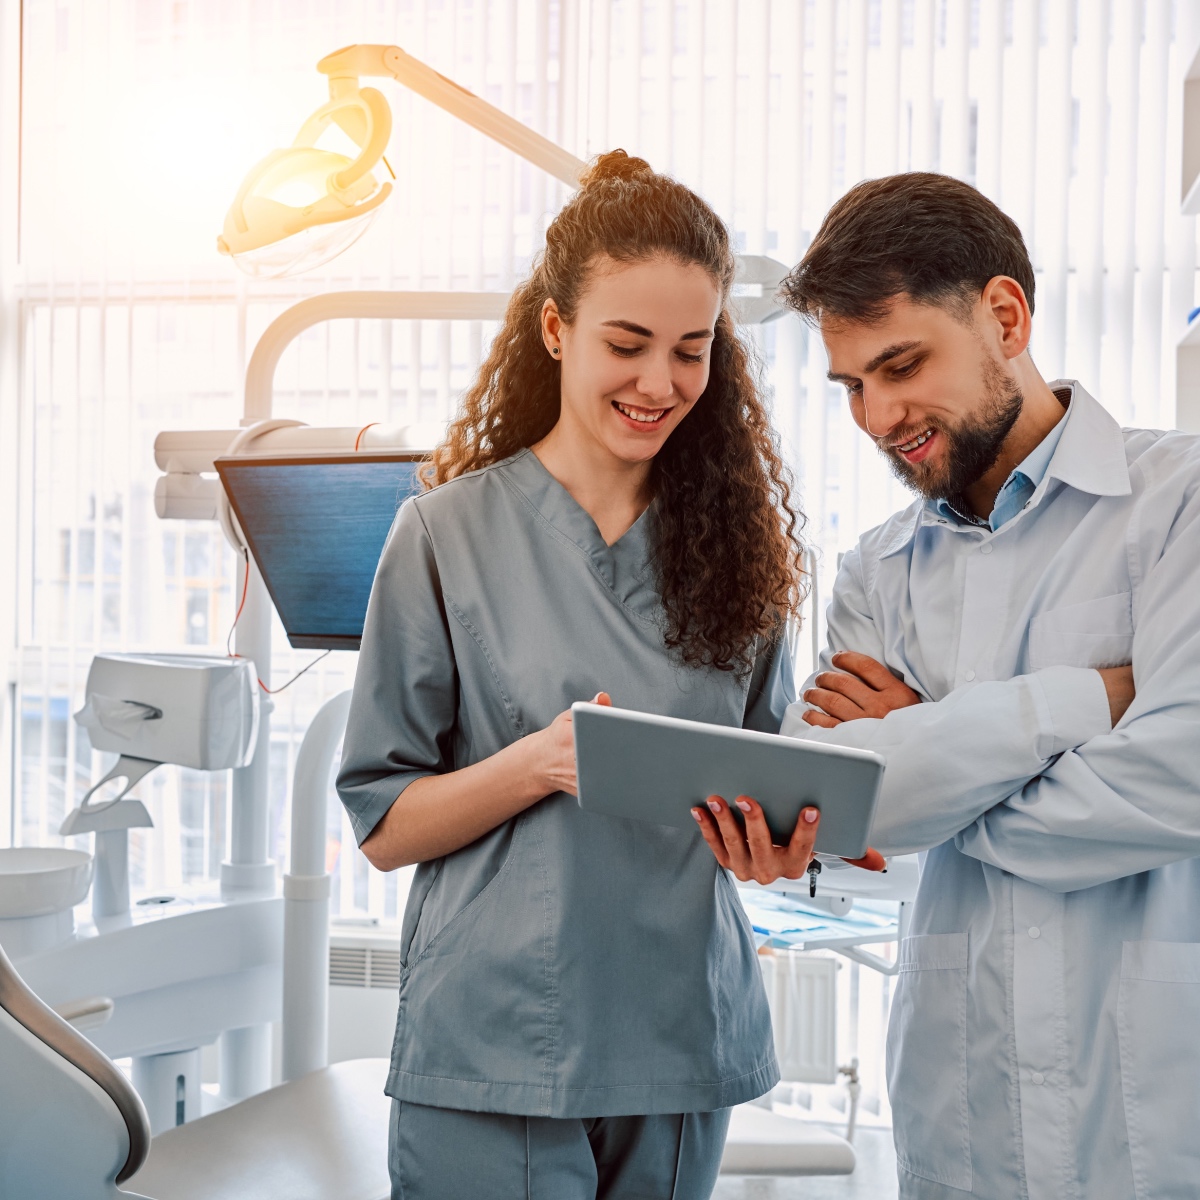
[535,692,613,795]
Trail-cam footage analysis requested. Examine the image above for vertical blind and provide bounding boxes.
[2,0,1198,1116]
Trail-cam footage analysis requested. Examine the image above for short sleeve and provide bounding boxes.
[336,498,458,845]
[741,626,798,734]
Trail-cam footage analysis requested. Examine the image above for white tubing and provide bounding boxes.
[243,291,512,423]
[281,689,352,1082]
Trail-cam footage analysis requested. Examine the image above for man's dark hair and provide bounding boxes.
[780,172,1035,325]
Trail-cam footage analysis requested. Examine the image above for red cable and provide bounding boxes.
[354,422,380,451]
[226,547,328,693]
[226,549,250,658]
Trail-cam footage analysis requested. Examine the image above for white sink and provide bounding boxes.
[0,847,94,918]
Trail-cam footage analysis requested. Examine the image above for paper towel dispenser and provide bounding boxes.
[74,653,259,771]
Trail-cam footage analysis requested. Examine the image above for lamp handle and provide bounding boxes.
[293,84,394,201]
[330,86,392,196]
[317,43,586,190]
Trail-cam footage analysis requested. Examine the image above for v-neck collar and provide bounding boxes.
[498,448,658,606]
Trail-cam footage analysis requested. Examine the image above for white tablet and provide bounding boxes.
[572,703,884,859]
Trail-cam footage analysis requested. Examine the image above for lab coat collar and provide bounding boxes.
[878,378,1131,560]
[1038,379,1132,500]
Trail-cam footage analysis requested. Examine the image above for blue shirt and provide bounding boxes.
[934,388,1070,531]
[783,382,1200,1198]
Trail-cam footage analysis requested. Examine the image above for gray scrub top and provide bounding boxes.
[337,448,793,1118]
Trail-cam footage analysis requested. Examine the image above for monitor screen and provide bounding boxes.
[214,452,426,650]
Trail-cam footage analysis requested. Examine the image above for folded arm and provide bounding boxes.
[782,547,1113,857]
[954,501,1200,891]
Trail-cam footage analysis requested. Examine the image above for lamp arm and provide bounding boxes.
[318,43,586,190]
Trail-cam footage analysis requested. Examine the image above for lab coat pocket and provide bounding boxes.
[1027,591,1133,670]
[1117,940,1200,1200]
[886,931,971,1192]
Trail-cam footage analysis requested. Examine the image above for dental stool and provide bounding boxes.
[0,941,391,1200]
[719,1103,857,1176]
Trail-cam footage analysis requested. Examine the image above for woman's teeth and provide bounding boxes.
[615,402,667,424]
[896,429,934,452]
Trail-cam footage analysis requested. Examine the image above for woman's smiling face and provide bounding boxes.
[542,254,723,466]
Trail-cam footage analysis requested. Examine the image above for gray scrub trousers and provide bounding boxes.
[337,449,793,1197]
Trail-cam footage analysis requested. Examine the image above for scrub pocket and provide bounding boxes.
[1117,940,1200,1200]
[1028,591,1133,670]
[886,931,971,1192]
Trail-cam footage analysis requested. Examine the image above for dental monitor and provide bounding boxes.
[215,451,425,650]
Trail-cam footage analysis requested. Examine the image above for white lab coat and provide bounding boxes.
[783,382,1200,1198]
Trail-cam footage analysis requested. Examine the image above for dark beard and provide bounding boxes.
[881,364,1024,508]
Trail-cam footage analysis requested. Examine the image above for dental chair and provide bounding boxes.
[0,941,391,1200]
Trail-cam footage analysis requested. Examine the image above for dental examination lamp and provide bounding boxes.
[218,43,585,278]
[214,42,788,321]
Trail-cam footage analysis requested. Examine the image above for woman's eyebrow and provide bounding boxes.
[602,319,654,336]
[600,319,714,341]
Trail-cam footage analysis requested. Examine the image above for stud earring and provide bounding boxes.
[551,346,560,356]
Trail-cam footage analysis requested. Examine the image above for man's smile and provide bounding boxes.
[889,427,939,464]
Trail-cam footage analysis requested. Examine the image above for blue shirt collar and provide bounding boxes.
[934,385,1070,531]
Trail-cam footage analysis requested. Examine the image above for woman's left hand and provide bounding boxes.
[691,796,819,884]
[691,796,886,884]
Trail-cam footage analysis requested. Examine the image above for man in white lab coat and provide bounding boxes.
[693,172,1200,1198]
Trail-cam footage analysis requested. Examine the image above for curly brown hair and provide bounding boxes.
[423,150,806,673]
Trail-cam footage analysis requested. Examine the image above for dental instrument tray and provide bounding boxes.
[572,703,884,858]
[215,451,425,650]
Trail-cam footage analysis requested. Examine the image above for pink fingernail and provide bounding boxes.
[690,808,703,822]
[803,808,819,824]
[736,800,752,813]
[707,799,722,814]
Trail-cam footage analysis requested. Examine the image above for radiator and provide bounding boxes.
[327,928,402,1064]
[758,951,839,1085]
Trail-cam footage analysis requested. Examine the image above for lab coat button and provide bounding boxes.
[964,669,976,682]
[1028,927,1041,939]
[1031,1071,1045,1086]
[980,543,993,555]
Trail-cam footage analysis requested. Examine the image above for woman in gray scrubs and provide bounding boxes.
[337,151,819,1199]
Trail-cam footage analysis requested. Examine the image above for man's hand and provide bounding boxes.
[1097,665,1135,727]
[801,651,922,728]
